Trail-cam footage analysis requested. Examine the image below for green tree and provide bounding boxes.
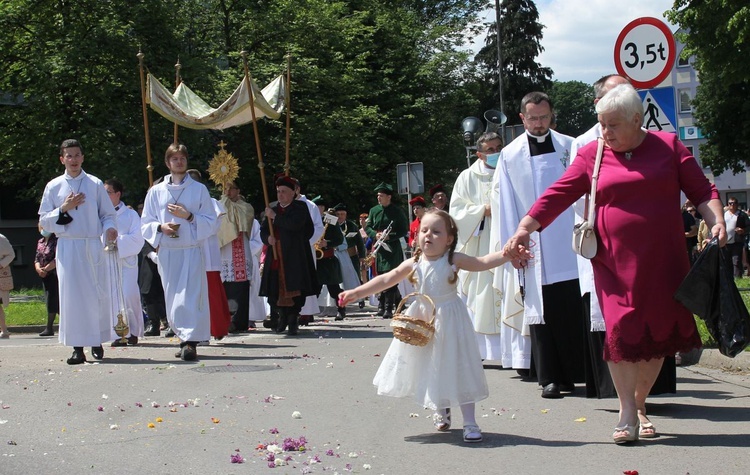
[548,80,595,137]
[474,0,554,124]
[0,0,486,217]
[666,2,750,174]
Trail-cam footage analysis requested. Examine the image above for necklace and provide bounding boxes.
[66,176,83,210]
[168,188,186,204]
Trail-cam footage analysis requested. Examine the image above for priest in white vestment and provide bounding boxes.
[450,132,523,364]
[39,139,117,365]
[494,92,585,399]
[103,179,145,347]
[141,144,217,361]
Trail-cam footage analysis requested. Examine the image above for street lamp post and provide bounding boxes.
[494,0,505,139]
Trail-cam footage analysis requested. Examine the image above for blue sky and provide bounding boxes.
[469,0,677,85]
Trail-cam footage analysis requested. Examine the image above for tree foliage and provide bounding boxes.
[548,80,595,138]
[474,0,553,124]
[0,0,487,217]
[666,1,750,174]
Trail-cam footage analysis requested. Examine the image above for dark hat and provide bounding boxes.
[408,196,426,207]
[374,182,394,195]
[429,184,446,197]
[333,202,347,212]
[275,175,296,190]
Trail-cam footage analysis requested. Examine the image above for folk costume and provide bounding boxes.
[450,158,512,362]
[333,202,366,291]
[39,170,116,351]
[365,183,409,317]
[104,202,145,344]
[141,175,216,350]
[218,194,256,332]
[494,130,586,391]
[259,178,319,335]
[314,203,346,318]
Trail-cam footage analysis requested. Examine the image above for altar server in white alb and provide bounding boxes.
[39,139,117,365]
[494,91,586,399]
[141,143,217,361]
[451,131,523,365]
[103,178,145,347]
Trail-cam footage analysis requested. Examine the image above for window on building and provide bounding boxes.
[677,54,690,67]
[679,89,692,113]
[685,145,694,156]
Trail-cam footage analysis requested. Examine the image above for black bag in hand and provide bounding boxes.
[674,236,750,357]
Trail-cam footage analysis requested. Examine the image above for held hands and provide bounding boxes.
[62,192,85,212]
[502,230,533,268]
[484,204,491,217]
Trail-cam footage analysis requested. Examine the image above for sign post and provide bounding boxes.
[614,17,676,90]
[397,162,424,221]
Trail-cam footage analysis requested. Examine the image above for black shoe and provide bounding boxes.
[247,321,256,329]
[559,383,575,393]
[181,344,197,361]
[39,328,55,337]
[263,318,278,329]
[358,301,365,309]
[164,328,175,337]
[275,316,288,334]
[144,326,161,336]
[335,307,346,321]
[383,308,393,319]
[66,348,86,365]
[111,338,128,347]
[541,383,562,399]
[287,315,299,336]
[91,346,104,360]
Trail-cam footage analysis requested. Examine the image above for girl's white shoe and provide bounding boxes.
[433,408,451,432]
[463,424,482,443]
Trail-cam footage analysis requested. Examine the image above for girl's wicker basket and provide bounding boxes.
[390,292,436,347]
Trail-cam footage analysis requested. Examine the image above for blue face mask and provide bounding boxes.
[485,152,500,168]
[40,229,52,238]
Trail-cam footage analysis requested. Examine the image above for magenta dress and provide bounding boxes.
[528,132,717,363]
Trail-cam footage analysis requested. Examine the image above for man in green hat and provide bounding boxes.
[334,202,367,309]
[364,183,409,318]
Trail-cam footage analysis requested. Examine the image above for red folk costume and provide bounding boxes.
[528,132,716,363]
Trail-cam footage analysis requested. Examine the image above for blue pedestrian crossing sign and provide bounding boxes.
[637,87,676,133]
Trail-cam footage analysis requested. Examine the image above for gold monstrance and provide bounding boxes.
[208,140,240,191]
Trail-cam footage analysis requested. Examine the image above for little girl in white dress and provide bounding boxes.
[339,209,529,443]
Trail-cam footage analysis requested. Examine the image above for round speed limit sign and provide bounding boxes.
[614,17,676,89]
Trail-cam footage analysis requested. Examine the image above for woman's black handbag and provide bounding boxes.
[674,236,750,357]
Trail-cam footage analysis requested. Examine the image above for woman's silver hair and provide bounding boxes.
[595,84,643,120]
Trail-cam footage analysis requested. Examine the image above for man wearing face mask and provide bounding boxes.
[449,132,511,363]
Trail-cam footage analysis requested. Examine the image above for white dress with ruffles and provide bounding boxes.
[372,253,489,410]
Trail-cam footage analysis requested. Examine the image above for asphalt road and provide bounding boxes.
[1,311,749,475]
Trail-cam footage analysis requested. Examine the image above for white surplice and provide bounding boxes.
[39,170,116,347]
[247,220,268,321]
[298,195,325,315]
[141,175,216,342]
[103,203,145,340]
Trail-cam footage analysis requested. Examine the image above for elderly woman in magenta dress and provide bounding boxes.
[503,84,726,444]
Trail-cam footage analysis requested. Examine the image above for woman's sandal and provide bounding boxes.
[612,424,639,444]
[637,411,657,438]
[463,424,483,443]
[433,408,451,432]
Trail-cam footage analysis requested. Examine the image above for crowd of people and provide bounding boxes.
[0,74,732,446]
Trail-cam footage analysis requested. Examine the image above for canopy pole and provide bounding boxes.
[284,53,292,176]
[137,50,154,187]
[173,57,181,144]
[241,50,294,306]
